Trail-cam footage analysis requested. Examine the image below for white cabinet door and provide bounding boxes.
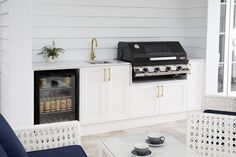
[187,60,205,111]
[131,84,159,117]
[107,66,130,120]
[160,82,187,115]
[80,67,107,124]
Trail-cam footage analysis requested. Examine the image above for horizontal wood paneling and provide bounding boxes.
[33,17,188,28]
[0,0,10,114]
[33,37,183,49]
[0,0,10,59]
[32,28,186,39]
[0,13,9,26]
[33,0,186,9]
[32,0,207,61]
[185,0,207,8]
[183,0,207,58]
[32,5,186,18]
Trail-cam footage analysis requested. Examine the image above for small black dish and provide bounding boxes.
[131,150,152,157]
[145,139,164,147]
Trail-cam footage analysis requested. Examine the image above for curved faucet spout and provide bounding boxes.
[90,38,98,61]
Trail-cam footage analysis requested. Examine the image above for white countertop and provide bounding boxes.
[32,60,131,71]
[32,57,205,71]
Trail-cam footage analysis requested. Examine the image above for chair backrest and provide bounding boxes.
[0,114,28,157]
[202,96,236,112]
[0,144,8,157]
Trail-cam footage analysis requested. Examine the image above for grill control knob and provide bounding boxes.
[165,66,171,72]
[176,66,182,71]
[142,68,149,73]
[134,69,140,73]
[154,67,161,72]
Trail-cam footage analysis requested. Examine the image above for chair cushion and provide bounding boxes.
[0,114,28,157]
[0,144,8,157]
[28,145,87,157]
[204,110,236,116]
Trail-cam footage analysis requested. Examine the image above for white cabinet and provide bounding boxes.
[107,66,130,121]
[81,59,204,125]
[187,60,205,111]
[130,85,159,117]
[80,65,130,124]
[159,82,187,114]
[80,67,107,124]
[131,81,187,117]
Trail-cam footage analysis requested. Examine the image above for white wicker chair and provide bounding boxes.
[187,96,236,157]
[201,96,236,112]
[13,121,80,152]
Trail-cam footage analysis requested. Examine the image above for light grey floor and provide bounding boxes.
[81,120,187,157]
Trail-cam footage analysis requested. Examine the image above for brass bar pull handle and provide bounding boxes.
[161,85,164,97]
[188,64,192,75]
[108,68,111,81]
[104,68,106,81]
[156,86,160,97]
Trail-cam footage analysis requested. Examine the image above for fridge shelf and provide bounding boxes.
[40,86,72,91]
[40,96,72,101]
[40,109,74,115]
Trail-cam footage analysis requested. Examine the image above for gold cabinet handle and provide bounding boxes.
[104,68,106,81]
[188,63,192,75]
[108,68,111,81]
[156,86,160,97]
[161,85,164,97]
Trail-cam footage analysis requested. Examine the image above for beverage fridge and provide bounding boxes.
[34,69,79,124]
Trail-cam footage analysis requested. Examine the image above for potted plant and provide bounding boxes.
[38,41,65,62]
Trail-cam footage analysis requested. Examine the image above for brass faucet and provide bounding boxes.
[90,38,98,62]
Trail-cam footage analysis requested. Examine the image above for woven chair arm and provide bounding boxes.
[14,121,80,152]
[202,96,236,112]
[187,112,236,156]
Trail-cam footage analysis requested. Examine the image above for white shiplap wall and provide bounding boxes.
[32,0,207,61]
[184,0,207,58]
[0,0,10,116]
[0,0,33,126]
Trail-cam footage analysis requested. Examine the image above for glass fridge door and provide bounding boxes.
[35,70,78,124]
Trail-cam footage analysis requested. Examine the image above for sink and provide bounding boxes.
[87,61,111,64]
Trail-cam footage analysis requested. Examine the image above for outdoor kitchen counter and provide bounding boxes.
[32,57,204,71]
[32,60,130,71]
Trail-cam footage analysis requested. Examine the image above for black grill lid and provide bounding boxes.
[118,41,188,65]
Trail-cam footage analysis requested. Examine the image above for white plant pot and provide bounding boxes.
[47,56,57,63]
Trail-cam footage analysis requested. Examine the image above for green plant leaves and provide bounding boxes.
[38,41,65,59]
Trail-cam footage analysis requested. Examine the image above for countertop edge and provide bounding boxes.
[32,60,131,71]
[32,58,204,71]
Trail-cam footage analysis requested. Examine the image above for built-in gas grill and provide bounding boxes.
[117,41,190,81]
